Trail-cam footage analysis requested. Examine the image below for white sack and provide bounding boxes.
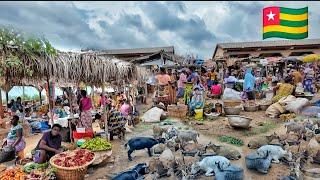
[222,88,241,100]
[278,95,296,106]
[285,98,309,114]
[141,107,164,123]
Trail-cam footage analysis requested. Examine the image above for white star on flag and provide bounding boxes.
[267,11,276,21]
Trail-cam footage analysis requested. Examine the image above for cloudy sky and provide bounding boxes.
[0,1,319,59]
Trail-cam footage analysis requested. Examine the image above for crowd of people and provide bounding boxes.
[148,62,319,114]
[1,61,319,165]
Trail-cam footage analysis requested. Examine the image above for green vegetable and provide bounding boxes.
[218,136,244,146]
[23,162,48,173]
[81,137,112,151]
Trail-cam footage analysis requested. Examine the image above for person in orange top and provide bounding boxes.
[156,67,171,85]
[156,67,172,104]
[207,68,218,89]
[290,69,303,85]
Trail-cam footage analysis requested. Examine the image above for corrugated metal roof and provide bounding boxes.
[101,46,174,55]
[218,39,320,49]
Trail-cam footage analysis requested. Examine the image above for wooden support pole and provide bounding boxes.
[47,77,53,126]
[91,85,94,108]
[39,89,42,105]
[22,85,25,122]
[0,88,3,118]
[5,91,8,105]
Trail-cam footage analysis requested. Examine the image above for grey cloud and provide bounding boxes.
[140,2,216,48]
[118,13,143,29]
[215,2,264,42]
[0,2,104,49]
[166,1,186,13]
[3,1,316,59]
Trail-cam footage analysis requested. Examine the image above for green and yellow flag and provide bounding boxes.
[263,6,308,39]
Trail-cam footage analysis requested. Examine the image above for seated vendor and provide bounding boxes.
[1,115,26,161]
[189,87,205,114]
[33,124,62,163]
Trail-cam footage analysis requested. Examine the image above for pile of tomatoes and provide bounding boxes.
[52,149,95,168]
[0,167,26,180]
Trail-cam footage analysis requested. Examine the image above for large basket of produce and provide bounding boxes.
[50,149,95,180]
[167,105,188,118]
[223,100,242,107]
[80,137,113,165]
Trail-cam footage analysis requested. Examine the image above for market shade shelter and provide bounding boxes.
[0,47,138,117]
[1,50,137,87]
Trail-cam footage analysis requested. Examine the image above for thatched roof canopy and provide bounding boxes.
[1,48,137,87]
[48,51,137,86]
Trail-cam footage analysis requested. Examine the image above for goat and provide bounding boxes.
[153,125,168,139]
[257,145,293,163]
[191,156,230,177]
[125,137,166,161]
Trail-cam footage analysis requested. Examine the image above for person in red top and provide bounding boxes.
[78,90,93,130]
[211,81,222,98]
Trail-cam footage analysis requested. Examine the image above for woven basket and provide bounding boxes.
[223,100,242,107]
[167,105,188,118]
[50,152,95,180]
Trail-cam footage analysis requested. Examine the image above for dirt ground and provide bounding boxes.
[84,110,291,180]
[20,97,320,180]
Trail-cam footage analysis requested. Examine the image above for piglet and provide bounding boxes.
[125,137,166,161]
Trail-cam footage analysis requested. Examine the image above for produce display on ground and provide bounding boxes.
[51,149,95,168]
[81,137,112,151]
[23,162,48,173]
[0,167,26,180]
[218,135,244,146]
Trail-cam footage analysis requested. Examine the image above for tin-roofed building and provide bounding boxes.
[212,39,320,61]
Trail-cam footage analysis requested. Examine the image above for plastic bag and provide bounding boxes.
[141,107,164,123]
[285,98,309,114]
[0,146,15,163]
[222,88,241,100]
